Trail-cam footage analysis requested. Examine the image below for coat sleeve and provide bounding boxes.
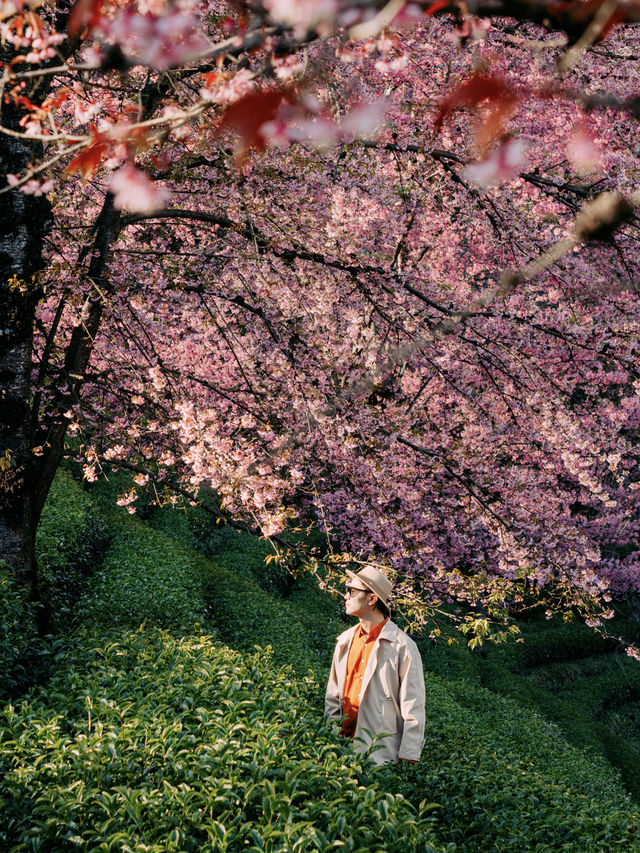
[397,640,426,761]
[325,643,343,720]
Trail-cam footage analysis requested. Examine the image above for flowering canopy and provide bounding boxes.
[2,0,640,644]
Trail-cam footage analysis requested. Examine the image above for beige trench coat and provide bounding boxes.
[325,620,425,765]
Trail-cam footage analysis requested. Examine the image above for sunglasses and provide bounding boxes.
[345,586,369,597]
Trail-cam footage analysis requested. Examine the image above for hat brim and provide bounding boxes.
[345,569,387,604]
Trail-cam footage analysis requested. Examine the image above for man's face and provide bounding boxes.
[344,584,375,618]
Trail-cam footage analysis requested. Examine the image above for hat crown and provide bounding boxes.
[347,565,392,604]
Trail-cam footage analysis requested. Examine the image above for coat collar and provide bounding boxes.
[336,619,399,651]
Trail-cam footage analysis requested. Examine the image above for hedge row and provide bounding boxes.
[162,500,640,811]
[149,503,640,851]
[418,618,640,802]
[1,470,106,696]
[393,678,639,852]
[147,503,342,679]
[4,478,639,852]
[76,511,210,633]
[0,628,445,853]
[36,469,109,631]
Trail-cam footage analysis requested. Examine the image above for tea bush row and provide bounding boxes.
[11,485,640,852]
[384,677,639,852]
[57,481,338,676]
[500,621,618,671]
[417,622,640,801]
[149,505,640,851]
[148,503,341,677]
[151,503,295,597]
[528,657,640,706]
[1,470,104,695]
[36,469,110,631]
[0,565,36,697]
[0,628,446,853]
[75,511,211,633]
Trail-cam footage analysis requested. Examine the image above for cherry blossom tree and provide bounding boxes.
[2,0,640,645]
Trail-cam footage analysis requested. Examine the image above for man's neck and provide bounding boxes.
[358,610,386,635]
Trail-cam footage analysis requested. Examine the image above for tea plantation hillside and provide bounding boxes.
[1,470,640,852]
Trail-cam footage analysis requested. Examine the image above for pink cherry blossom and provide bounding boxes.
[96,7,210,70]
[109,164,168,213]
[4,0,640,639]
[263,0,338,35]
[463,139,528,186]
[567,121,603,174]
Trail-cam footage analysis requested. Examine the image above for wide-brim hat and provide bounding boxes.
[345,565,392,605]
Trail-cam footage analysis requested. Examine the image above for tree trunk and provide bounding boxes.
[31,194,121,525]
[0,114,52,606]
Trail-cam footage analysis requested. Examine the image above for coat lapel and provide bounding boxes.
[359,620,396,702]
[335,626,357,702]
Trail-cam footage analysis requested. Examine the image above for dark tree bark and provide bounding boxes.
[32,194,121,524]
[0,119,52,598]
[0,18,153,613]
[0,5,120,616]
[0,6,85,613]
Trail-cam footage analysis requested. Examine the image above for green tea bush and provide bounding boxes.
[0,563,36,696]
[19,491,640,852]
[186,505,259,562]
[502,621,617,671]
[0,628,446,853]
[153,503,294,595]
[418,622,640,803]
[148,505,337,676]
[148,506,640,850]
[200,550,327,677]
[36,469,109,630]
[383,675,640,852]
[527,656,640,710]
[145,503,640,825]
[76,512,210,632]
[62,494,332,678]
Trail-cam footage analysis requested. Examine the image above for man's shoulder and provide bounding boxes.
[335,624,358,646]
[381,621,421,651]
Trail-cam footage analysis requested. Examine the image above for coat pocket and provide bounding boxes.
[381,695,401,734]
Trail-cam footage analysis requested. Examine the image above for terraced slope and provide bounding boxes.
[1,471,639,851]
[511,618,640,802]
[152,490,640,806]
[419,611,640,802]
[146,498,640,850]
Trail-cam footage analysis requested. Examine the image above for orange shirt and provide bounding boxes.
[342,619,388,739]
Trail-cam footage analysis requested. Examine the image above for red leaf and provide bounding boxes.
[424,0,451,15]
[219,89,291,155]
[13,94,38,111]
[65,128,110,180]
[202,71,219,87]
[434,75,518,132]
[67,0,103,37]
[42,88,71,111]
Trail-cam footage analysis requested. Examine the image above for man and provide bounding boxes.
[325,565,425,765]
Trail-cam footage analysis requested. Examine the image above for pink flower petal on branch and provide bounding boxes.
[567,121,602,175]
[463,139,527,187]
[339,100,387,140]
[109,164,168,213]
[97,8,209,69]
[263,0,337,35]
